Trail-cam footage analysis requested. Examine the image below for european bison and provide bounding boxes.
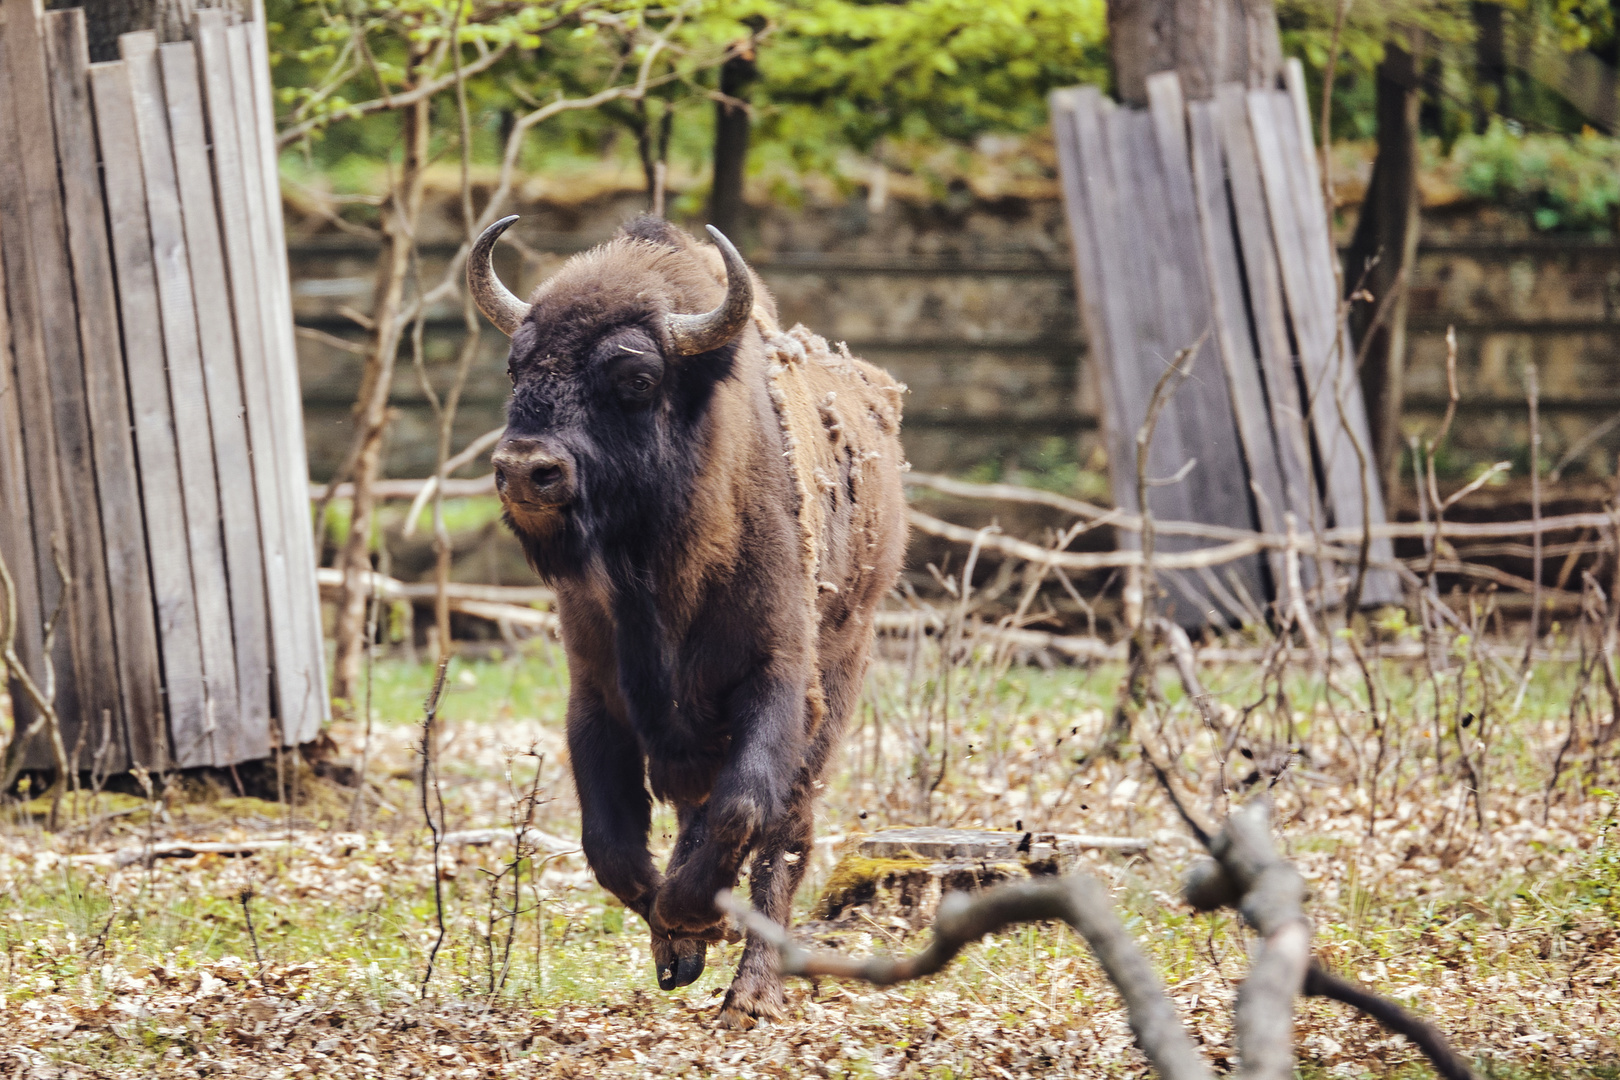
[468,215,907,1026]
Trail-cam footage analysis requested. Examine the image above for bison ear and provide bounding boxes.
[620,214,690,251]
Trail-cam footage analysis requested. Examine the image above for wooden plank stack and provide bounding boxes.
[1051,64,1399,627]
[0,0,326,772]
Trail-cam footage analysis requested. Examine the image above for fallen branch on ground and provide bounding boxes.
[720,876,1211,1080]
[725,800,1477,1080]
[315,569,1586,663]
[905,471,1616,544]
[441,826,577,851]
[313,465,1615,549]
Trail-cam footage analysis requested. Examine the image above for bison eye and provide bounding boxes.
[618,371,660,403]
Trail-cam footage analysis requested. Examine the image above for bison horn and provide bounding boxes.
[667,226,754,355]
[467,215,529,337]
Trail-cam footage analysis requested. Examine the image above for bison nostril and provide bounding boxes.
[494,465,508,492]
[531,464,563,490]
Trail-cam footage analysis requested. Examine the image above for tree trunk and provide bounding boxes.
[1344,42,1421,502]
[330,76,430,708]
[708,46,757,239]
[1472,2,1508,128]
[47,0,248,61]
[1104,0,1281,105]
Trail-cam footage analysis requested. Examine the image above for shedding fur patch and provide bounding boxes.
[756,316,903,595]
[752,311,904,742]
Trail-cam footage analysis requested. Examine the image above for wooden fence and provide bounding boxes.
[1050,63,1400,626]
[0,0,325,772]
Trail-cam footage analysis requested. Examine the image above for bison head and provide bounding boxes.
[467,215,755,580]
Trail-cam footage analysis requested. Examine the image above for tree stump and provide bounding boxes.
[815,828,1149,929]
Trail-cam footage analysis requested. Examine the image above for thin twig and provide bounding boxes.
[239,887,266,979]
[1522,362,1544,676]
[419,658,452,997]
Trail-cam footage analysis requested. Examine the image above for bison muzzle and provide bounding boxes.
[468,214,907,1027]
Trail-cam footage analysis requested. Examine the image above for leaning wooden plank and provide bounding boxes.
[1261,90,1398,603]
[1097,105,1196,524]
[1212,83,1318,571]
[1263,88,1393,605]
[1246,90,1351,548]
[1184,93,1289,596]
[238,17,329,740]
[90,58,206,770]
[122,30,240,767]
[1049,89,1132,525]
[3,0,122,759]
[248,13,330,740]
[160,39,271,764]
[1108,107,1241,625]
[47,9,165,771]
[1142,72,1267,610]
[1067,90,1150,524]
[194,10,298,761]
[0,26,77,762]
[0,166,46,743]
[224,22,310,745]
[1115,108,1220,620]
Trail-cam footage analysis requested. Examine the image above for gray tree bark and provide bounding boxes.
[1105,0,1282,105]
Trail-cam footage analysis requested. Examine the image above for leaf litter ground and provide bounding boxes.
[1,647,1617,1078]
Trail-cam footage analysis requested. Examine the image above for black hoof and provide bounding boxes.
[654,939,707,990]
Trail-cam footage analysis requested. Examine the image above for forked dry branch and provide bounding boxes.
[720,800,1478,1080]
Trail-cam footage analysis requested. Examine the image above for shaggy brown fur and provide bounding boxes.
[486,217,906,1027]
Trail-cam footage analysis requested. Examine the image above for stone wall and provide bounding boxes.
[289,185,1620,487]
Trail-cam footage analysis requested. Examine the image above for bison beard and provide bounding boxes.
[471,215,907,1027]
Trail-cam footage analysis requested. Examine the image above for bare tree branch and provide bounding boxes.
[1304,963,1478,1080]
[276,42,513,147]
[718,877,1214,1080]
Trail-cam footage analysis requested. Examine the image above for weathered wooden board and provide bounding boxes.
[238,16,328,741]
[1051,84,1264,625]
[1184,93,1292,593]
[3,0,120,757]
[1211,84,1319,569]
[1142,73,1268,610]
[46,9,165,771]
[160,39,272,764]
[1053,74,1400,617]
[1269,86,1397,603]
[90,58,206,769]
[1049,89,1132,515]
[1102,105,1197,526]
[0,151,46,741]
[194,10,299,758]
[123,30,242,767]
[0,10,90,751]
[1248,88,1397,603]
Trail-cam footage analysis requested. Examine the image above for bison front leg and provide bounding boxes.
[650,802,730,991]
[649,665,806,940]
[567,693,661,920]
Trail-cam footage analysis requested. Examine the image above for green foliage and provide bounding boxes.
[1450,122,1620,230]
[266,0,739,181]
[1572,809,1620,923]
[264,0,1107,190]
[964,436,1111,502]
[749,0,1109,169]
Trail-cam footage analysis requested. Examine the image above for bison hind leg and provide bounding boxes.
[717,780,815,1029]
[718,953,787,1030]
[652,934,708,991]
